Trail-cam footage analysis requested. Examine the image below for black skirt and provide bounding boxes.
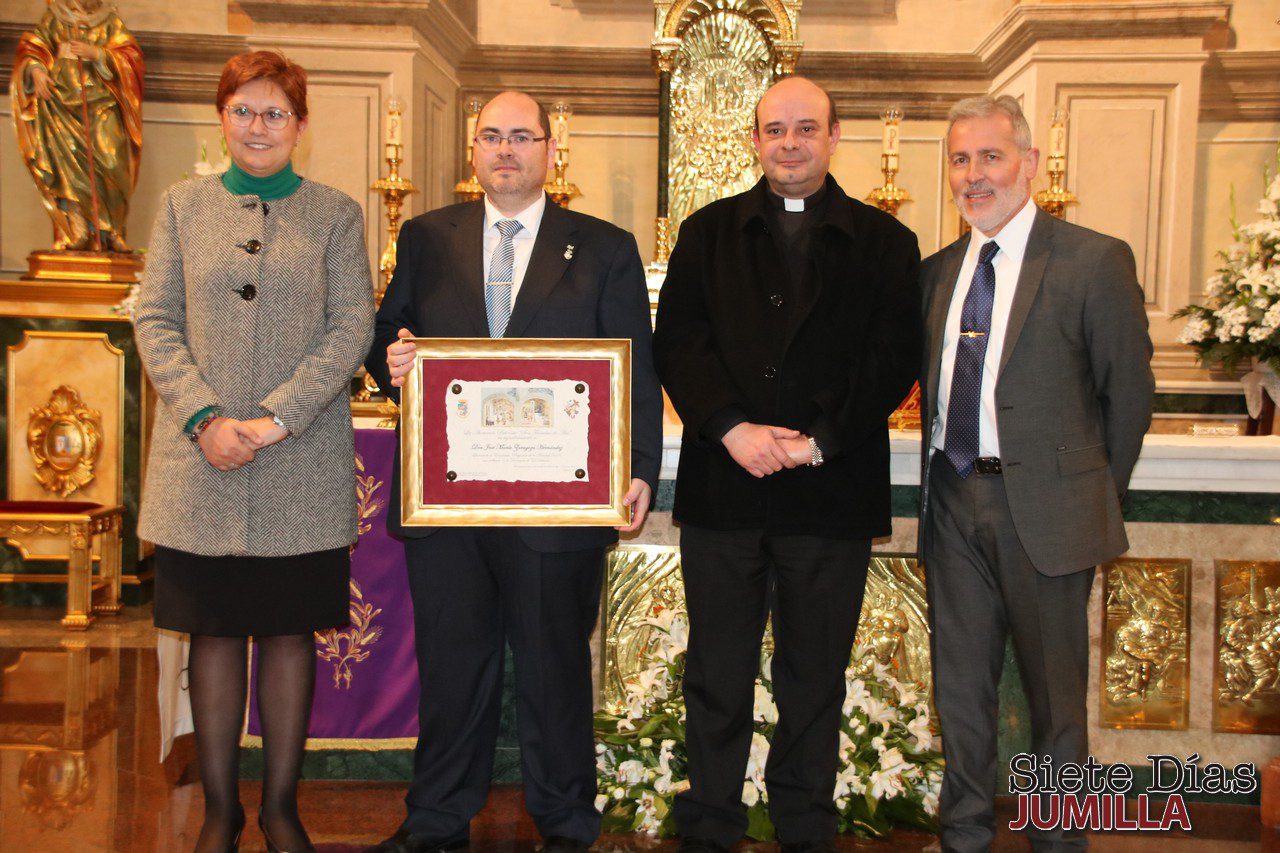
[153,545,351,637]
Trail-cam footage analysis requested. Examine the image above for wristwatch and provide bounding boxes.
[270,413,289,434]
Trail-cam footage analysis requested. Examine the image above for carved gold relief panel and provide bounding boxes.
[656,0,803,240]
[601,546,931,709]
[1214,560,1280,734]
[1099,559,1190,730]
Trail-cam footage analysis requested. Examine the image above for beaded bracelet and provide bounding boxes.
[188,410,221,444]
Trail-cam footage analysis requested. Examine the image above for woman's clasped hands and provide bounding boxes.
[197,416,289,472]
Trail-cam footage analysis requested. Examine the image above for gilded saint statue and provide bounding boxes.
[11,0,143,255]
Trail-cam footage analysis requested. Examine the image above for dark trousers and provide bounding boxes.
[673,524,871,846]
[924,456,1094,853]
[400,528,604,844]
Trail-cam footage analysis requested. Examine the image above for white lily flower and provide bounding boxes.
[617,759,646,786]
[753,682,778,724]
[907,714,934,751]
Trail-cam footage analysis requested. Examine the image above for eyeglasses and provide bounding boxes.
[223,104,297,131]
[474,133,550,152]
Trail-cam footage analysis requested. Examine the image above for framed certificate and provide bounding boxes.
[400,337,632,526]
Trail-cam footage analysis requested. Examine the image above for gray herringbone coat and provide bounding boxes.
[135,175,374,557]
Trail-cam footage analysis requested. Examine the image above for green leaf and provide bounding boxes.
[745,800,776,841]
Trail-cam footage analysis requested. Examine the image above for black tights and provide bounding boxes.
[188,633,316,852]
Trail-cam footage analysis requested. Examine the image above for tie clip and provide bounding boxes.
[960,330,987,338]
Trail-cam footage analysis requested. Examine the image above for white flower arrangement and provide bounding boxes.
[1175,146,1280,375]
[594,604,944,840]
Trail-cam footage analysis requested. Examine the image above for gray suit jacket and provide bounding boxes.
[365,195,663,553]
[136,176,375,557]
[918,208,1155,575]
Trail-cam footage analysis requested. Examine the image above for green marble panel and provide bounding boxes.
[1123,490,1280,524]
[1153,392,1248,415]
[886,485,1280,526]
[655,479,676,513]
[996,640,1031,795]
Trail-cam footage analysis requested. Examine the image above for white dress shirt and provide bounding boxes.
[931,197,1038,458]
[482,193,546,302]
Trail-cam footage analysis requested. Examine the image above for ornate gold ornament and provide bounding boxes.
[1099,559,1190,730]
[27,385,102,497]
[652,0,803,243]
[853,557,931,699]
[602,544,684,709]
[1214,560,1280,733]
[18,750,96,831]
[315,578,383,690]
[602,546,931,709]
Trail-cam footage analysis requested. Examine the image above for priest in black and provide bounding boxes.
[653,76,922,853]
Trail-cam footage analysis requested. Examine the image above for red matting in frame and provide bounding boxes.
[420,358,613,506]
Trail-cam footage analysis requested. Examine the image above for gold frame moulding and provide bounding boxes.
[401,337,631,527]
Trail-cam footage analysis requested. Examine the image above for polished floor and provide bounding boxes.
[0,607,1274,852]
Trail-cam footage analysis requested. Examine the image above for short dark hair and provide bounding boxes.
[217,51,308,119]
[753,76,838,133]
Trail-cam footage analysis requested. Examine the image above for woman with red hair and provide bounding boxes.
[135,51,373,852]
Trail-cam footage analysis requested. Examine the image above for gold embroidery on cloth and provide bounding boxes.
[315,579,383,690]
[311,452,386,688]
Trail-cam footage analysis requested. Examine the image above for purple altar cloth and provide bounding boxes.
[246,428,419,745]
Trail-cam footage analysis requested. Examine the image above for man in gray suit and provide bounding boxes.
[919,95,1154,852]
[366,91,662,853]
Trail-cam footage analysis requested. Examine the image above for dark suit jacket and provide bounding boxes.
[365,195,663,553]
[653,176,921,540]
[918,208,1155,575]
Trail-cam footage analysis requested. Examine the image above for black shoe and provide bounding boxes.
[677,840,729,853]
[779,842,836,853]
[369,828,469,853]
[541,837,592,852]
[259,813,316,853]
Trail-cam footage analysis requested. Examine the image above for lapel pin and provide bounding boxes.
[564,244,575,260]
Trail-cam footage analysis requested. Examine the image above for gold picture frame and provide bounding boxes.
[401,337,631,527]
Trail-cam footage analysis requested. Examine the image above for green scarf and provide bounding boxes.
[222,159,301,201]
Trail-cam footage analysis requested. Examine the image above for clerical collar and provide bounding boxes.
[766,182,828,214]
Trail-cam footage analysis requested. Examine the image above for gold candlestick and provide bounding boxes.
[545,159,581,208]
[1034,107,1077,219]
[358,97,417,407]
[867,107,910,217]
[454,96,484,202]
[371,147,417,305]
[545,101,580,207]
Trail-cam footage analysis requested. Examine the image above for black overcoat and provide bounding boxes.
[653,176,921,539]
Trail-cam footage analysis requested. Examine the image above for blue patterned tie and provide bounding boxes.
[485,219,522,338]
[943,240,1000,478]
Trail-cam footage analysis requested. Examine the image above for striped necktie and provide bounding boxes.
[943,239,1000,478]
[486,218,523,338]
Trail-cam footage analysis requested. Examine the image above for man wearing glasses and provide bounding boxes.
[366,91,663,853]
